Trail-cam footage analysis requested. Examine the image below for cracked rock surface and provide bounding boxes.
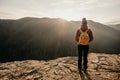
[0,53,120,80]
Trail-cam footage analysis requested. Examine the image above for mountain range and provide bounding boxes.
[0,17,120,62]
[109,24,120,30]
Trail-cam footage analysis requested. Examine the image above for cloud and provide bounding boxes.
[103,17,120,24]
[0,10,43,19]
[0,12,13,15]
[0,11,16,19]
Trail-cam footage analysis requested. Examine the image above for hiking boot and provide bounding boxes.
[78,68,82,74]
[84,69,87,73]
[83,68,87,73]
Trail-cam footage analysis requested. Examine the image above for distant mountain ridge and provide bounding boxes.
[108,24,120,30]
[0,17,120,62]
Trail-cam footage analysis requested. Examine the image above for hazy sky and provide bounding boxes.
[0,0,120,24]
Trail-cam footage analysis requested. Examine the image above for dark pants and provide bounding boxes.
[78,44,89,70]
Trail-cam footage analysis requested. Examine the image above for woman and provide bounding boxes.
[75,18,93,72]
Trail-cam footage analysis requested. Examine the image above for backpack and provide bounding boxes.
[79,29,90,45]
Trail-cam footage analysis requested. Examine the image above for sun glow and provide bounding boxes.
[0,0,120,24]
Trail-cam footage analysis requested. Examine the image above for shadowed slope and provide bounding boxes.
[0,17,120,62]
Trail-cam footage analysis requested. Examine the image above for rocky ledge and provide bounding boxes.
[0,53,120,80]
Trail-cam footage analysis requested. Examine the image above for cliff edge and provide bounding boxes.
[0,53,120,80]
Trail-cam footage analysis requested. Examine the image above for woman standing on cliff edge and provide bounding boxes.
[75,18,93,72]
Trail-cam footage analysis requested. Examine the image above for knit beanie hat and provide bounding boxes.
[82,18,87,24]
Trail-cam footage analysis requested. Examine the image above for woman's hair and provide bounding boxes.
[82,18,87,25]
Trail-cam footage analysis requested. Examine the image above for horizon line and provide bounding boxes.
[0,16,119,25]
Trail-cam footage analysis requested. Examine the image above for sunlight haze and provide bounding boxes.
[0,0,120,24]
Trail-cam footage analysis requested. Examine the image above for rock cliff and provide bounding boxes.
[0,53,120,80]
